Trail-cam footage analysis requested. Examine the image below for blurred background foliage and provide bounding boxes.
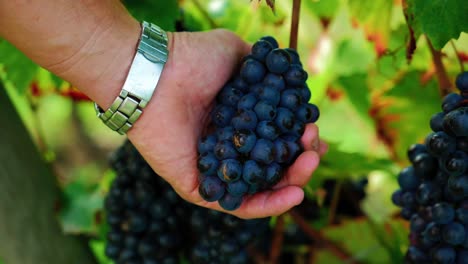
[1,0,467,263]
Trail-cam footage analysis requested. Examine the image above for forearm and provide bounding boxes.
[0,0,142,108]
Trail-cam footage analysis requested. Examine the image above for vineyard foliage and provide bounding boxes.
[1,0,467,263]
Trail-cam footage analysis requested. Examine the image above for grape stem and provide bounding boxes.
[426,36,452,96]
[450,40,466,72]
[289,0,301,49]
[289,209,361,263]
[269,214,285,264]
[327,181,342,225]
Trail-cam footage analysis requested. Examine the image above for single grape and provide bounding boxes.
[217,159,243,183]
[254,101,277,121]
[240,59,266,84]
[265,49,291,74]
[199,176,225,202]
[456,71,468,92]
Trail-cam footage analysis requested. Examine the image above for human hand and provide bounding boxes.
[127,29,327,219]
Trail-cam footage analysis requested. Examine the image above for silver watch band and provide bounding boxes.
[95,21,168,135]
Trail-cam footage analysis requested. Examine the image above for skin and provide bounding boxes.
[0,0,327,219]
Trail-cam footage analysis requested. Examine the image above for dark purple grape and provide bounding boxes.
[432,246,456,263]
[397,166,420,191]
[199,176,225,202]
[425,131,456,157]
[442,222,465,245]
[285,48,301,65]
[265,162,282,185]
[260,36,279,49]
[254,101,277,121]
[273,138,290,163]
[218,85,243,107]
[259,86,281,106]
[443,107,468,137]
[227,180,249,196]
[263,73,286,91]
[251,40,274,62]
[430,112,445,132]
[275,107,295,132]
[216,126,235,141]
[232,109,258,130]
[456,207,468,224]
[283,64,308,86]
[240,59,266,84]
[442,93,463,113]
[217,159,243,183]
[265,49,291,74]
[211,105,235,127]
[256,121,280,140]
[219,193,243,211]
[198,135,217,154]
[296,103,319,123]
[280,89,302,110]
[432,202,455,224]
[197,152,220,175]
[214,140,239,160]
[242,160,265,185]
[250,139,275,164]
[232,129,256,153]
[237,93,258,110]
[456,72,468,92]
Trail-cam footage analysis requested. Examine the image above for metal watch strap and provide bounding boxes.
[94,21,168,135]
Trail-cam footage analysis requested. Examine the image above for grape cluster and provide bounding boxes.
[104,141,189,264]
[392,72,468,263]
[189,207,270,264]
[104,141,270,264]
[197,36,319,210]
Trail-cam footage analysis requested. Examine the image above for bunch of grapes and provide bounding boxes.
[197,36,319,210]
[392,72,468,263]
[104,141,271,264]
[104,141,190,264]
[189,207,270,264]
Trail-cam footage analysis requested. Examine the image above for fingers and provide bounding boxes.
[198,186,305,219]
[273,150,320,189]
[301,123,327,156]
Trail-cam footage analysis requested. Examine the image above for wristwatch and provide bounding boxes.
[94,21,168,135]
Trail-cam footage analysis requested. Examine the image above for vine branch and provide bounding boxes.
[426,37,452,96]
[289,209,360,263]
[269,215,285,264]
[289,0,301,49]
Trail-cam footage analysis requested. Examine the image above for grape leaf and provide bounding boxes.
[0,39,38,93]
[323,218,407,263]
[406,0,468,49]
[123,0,179,31]
[348,0,394,53]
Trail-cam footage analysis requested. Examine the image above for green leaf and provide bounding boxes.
[314,143,394,182]
[123,0,179,31]
[0,39,38,93]
[323,218,407,263]
[407,0,468,49]
[383,71,441,160]
[304,0,340,19]
[59,166,105,235]
[348,0,394,48]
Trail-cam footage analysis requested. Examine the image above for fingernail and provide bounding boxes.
[312,138,320,151]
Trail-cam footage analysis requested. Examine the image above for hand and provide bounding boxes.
[128,29,328,219]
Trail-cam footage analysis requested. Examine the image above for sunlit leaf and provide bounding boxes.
[406,0,468,49]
